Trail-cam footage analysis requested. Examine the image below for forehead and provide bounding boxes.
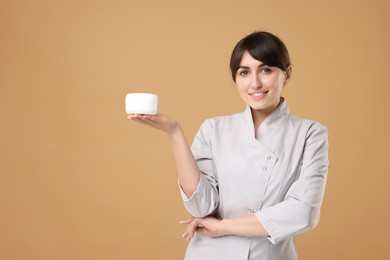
[239,51,264,67]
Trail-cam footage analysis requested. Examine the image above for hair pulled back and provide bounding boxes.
[230,31,291,82]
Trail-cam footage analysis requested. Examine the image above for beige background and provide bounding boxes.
[1,0,389,259]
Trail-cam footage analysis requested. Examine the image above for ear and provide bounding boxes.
[283,66,292,86]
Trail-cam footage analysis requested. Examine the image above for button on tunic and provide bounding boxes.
[179,100,329,260]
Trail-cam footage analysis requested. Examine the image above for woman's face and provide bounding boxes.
[235,50,291,113]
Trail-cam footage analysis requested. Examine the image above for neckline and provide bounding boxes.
[243,98,289,143]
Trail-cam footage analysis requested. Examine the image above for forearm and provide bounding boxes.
[168,125,200,198]
[129,114,202,198]
[220,214,269,237]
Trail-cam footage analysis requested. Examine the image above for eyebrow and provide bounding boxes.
[237,64,266,69]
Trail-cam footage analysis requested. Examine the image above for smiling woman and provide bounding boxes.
[231,32,292,130]
[128,31,329,260]
[235,51,291,130]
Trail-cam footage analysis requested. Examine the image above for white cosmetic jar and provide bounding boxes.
[125,93,158,115]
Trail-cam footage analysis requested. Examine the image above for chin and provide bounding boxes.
[249,104,268,111]
[250,97,280,111]
[249,100,268,109]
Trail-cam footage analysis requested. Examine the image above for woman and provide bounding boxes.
[128,31,329,260]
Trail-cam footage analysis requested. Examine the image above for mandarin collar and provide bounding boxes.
[243,98,289,142]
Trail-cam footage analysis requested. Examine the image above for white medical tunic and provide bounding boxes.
[179,100,329,260]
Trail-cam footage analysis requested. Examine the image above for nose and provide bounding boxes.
[250,73,262,89]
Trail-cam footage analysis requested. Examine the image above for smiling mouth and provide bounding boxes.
[250,91,269,97]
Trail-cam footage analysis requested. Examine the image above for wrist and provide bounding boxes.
[168,123,182,138]
[219,219,231,236]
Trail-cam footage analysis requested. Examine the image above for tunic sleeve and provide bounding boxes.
[255,122,329,244]
[178,119,220,218]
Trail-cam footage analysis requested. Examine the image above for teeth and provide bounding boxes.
[252,93,263,97]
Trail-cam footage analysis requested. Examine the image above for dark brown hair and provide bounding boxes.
[230,31,291,82]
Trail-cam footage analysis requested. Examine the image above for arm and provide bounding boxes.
[181,122,328,243]
[168,125,200,197]
[129,114,219,217]
[221,214,269,237]
[128,114,199,197]
[255,122,329,244]
[180,214,269,241]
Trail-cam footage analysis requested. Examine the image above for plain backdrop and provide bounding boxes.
[1,0,389,259]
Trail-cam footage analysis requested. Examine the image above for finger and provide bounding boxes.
[138,118,160,129]
[139,114,162,123]
[133,114,157,123]
[187,227,196,241]
[179,217,195,225]
[130,115,160,127]
[189,225,204,241]
[180,217,195,240]
[183,219,198,241]
[181,225,192,239]
[141,116,162,126]
[182,230,192,241]
[128,113,144,118]
[143,113,165,119]
[128,114,143,121]
[129,117,150,126]
[127,114,139,120]
[188,219,200,240]
[141,114,156,120]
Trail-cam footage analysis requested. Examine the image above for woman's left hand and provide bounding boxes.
[180,216,226,241]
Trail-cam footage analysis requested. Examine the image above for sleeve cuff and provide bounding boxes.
[178,175,203,201]
[255,211,278,244]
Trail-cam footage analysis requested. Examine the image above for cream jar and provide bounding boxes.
[125,93,158,115]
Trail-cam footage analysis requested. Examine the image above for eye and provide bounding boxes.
[260,67,272,74]
[238,69,249,77]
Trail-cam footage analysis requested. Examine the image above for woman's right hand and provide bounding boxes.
[127,113,180,135]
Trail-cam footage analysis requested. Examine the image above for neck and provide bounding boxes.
[251,98,283,130]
